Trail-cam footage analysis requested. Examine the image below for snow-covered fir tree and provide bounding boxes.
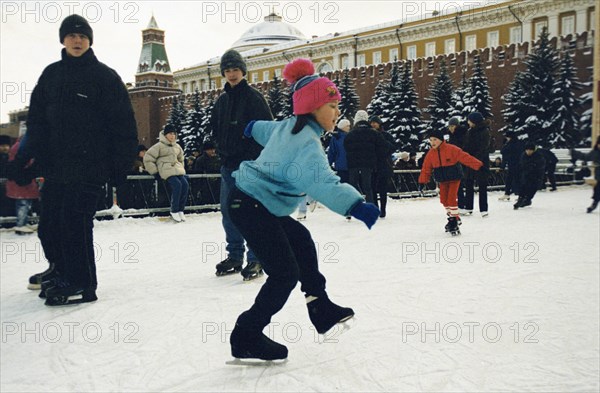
[449,68,469,122]
[338,69,360,121]
[179,89,203,156]
[267,75,290,120]
[578,91,593,146]
[512,28,560,147]
[547,53,582,148]
[463,55,492,119]
[366,79,389,122]
[500,71,528,137]
[425,59,454,133]
[386,61,423,152]
[199,93,216,144]
[167,95,186,133]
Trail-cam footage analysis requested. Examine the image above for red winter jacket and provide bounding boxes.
[418,141,483,184]
[6,139,40,200]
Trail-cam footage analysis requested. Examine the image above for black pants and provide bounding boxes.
[520,182,538,201]
[504,169,520,196]
[228,187,327,332]
[464,173,488,212]
[372,174,390,215]
[592,182,600,202]
[543,164,557,189]
[38,181,101,289]
[349,167,374,203]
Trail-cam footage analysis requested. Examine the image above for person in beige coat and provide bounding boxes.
[144,125,189,222]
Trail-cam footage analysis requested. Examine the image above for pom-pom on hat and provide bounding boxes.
[283,58,341,115]
[59,14,93,45]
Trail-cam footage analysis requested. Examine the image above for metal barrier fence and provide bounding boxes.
[0,164,589,224]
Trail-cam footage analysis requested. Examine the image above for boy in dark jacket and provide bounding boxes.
[419,129,484,234]
[514,142,546,209]
[14,15,138,305]
[211,49,273,280]
[499,131,525,201]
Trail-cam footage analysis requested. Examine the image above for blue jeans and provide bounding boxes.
[167,175,189,213]
[220,166,258,262]
[297,196,314,214]
[15,199,33,227]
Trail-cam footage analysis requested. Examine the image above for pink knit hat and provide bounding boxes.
[283,58,341,115]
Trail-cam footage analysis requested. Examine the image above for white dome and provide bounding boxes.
[230,13,306,52]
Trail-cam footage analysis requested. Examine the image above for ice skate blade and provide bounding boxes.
[215,268,242,277]
[242,271,264,281]
[315,317,356,344]
[27,283,41,290]
[44,294,97,307]
[226,358,288,366]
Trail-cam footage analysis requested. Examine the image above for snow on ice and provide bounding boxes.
[1,186,598,392]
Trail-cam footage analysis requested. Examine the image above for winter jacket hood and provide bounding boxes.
[233,117,363,217]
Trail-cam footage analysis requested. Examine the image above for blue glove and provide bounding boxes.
[349,202,380,229]
[243,120,257,139]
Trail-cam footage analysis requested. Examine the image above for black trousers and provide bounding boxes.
[520,182,538,201]
[38,181,101,289]
[592,182,600,202]
[372,174,390,214]
[228,186,327,332]
[349,167,374,203]
[464,173,488,212]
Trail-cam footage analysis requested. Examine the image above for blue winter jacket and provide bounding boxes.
[233,117,363,217]
[327,130,348,171]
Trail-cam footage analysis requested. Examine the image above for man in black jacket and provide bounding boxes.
[499,131,525,201]
[369,115,396,218]
[14,15,138,305]
[211,49,273,280]
[463,112,490,216]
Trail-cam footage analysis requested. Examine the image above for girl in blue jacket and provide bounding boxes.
[227,58,380,361]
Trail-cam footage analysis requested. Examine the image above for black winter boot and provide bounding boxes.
[306,295,354,334]
[230,324,288,360]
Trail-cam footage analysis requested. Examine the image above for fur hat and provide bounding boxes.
[429,128,445,141]
[220,49,247,76]
[448,117,461,126]
[354,110,369,124]
[137,144,147,153]
[467,112,484,124]
[283,58,341,115]
[337,119,351,130]
[59,14,93,45]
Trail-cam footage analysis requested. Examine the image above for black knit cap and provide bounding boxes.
[220,49,247,76]
[163,124,177,135]
[59,14,93,46]
[429,129,445,141]
[524,141,536,150]
[368,115,383,125]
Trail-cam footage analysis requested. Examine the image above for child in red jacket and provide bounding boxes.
[419,129,484,234]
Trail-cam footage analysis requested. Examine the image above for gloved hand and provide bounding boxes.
[243,120,257,139]
[349,202,380,230]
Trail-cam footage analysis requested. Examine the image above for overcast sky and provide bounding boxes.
[1,0,491,123]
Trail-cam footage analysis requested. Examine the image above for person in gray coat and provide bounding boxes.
[144,125,189,222]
